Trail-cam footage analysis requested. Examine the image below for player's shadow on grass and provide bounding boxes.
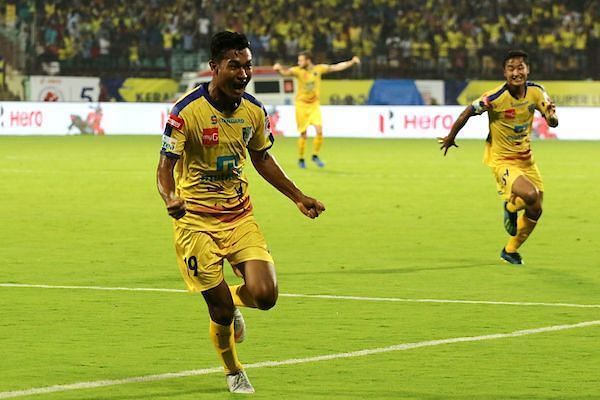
[356,262,497,275]
[104,386,225,399]
[283,262,494,276]
[297,168,364,176]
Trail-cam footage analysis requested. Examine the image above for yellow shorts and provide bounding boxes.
[295,102,322,133]
[491,163,544,201]
[173,218,274,292]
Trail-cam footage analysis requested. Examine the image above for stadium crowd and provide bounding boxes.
[2,0,599,79]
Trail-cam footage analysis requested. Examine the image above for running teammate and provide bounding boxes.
[438,50,558,265]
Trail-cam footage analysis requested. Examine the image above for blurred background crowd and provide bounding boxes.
[1,0,599,80]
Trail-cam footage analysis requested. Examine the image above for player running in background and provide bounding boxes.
[438,50,558,265]
[273,51,360,168]
[156,31,325,394]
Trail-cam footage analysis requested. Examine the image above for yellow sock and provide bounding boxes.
[229,284,257,308]
[313,133,323,155]
[506,196,526,213]
[298,136,306,158]
[209,320,243,374]
[505,214,537,253]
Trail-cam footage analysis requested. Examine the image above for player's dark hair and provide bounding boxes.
[299,50,313,61]
[503,50,529,67]
[210,31,250,62]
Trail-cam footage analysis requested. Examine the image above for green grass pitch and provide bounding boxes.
[0,135,599,399]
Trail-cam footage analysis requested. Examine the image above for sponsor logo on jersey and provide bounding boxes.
[242,126,253,144]
[264,116,273,137]
[202,127,219,146]
[167,114,184,129]
[512,124,528,134]
[504,109,516,119]
[161,134,177,152]
[220,117,245,124]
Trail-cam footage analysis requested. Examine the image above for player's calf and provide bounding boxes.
[503,201,518,236]
[233,308,246,343]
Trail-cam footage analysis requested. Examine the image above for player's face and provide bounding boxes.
[212,48,253,100]
[503,57,529,87]
[297,55,310,68]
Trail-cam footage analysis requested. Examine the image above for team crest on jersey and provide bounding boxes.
[202,127,219,146]
[504,109,516,119]
[167,114,184,129]
[242,126,253,144]
[210,115,218,124]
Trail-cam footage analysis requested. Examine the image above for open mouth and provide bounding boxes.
[232,81,248,91]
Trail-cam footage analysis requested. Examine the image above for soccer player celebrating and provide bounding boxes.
[438,50,558,265]
[157,31,325,393]
[273,51,360,168]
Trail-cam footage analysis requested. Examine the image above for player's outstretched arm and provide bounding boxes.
[438,105,475,156]
[157,154,186,219]
[327,56,360,73]
[249,149,325,219]
[273,63,293,77]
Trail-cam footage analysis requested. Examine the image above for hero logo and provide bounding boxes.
[202,127,219,146]
[378,110,454,134]
[0,106,43,128]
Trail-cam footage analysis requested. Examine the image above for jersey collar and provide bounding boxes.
[506,82,528,100]
[201,82,241,113]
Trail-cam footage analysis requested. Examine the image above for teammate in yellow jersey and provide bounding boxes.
[273,51,360,168]
[438,50,558,265]
[156,31,325,394]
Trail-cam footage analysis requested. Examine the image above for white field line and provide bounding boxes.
[1,283,600,309]
[0,319,598,399]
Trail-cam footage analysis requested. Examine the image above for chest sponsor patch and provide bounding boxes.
[504,108,516,119]
[167,114,184,130]
[202,127,219,146]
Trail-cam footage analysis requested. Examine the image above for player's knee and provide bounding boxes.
[527,206,542,221]
[254,286,278,310]
[520,187,540,205]
[209,305,235,326]
[256,295,277,310]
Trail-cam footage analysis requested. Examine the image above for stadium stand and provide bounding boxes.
[0,0,598,81]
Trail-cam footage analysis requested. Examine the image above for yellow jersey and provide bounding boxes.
[161,83,274,231]
[290,64,329,105]
[471,82,553,167]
